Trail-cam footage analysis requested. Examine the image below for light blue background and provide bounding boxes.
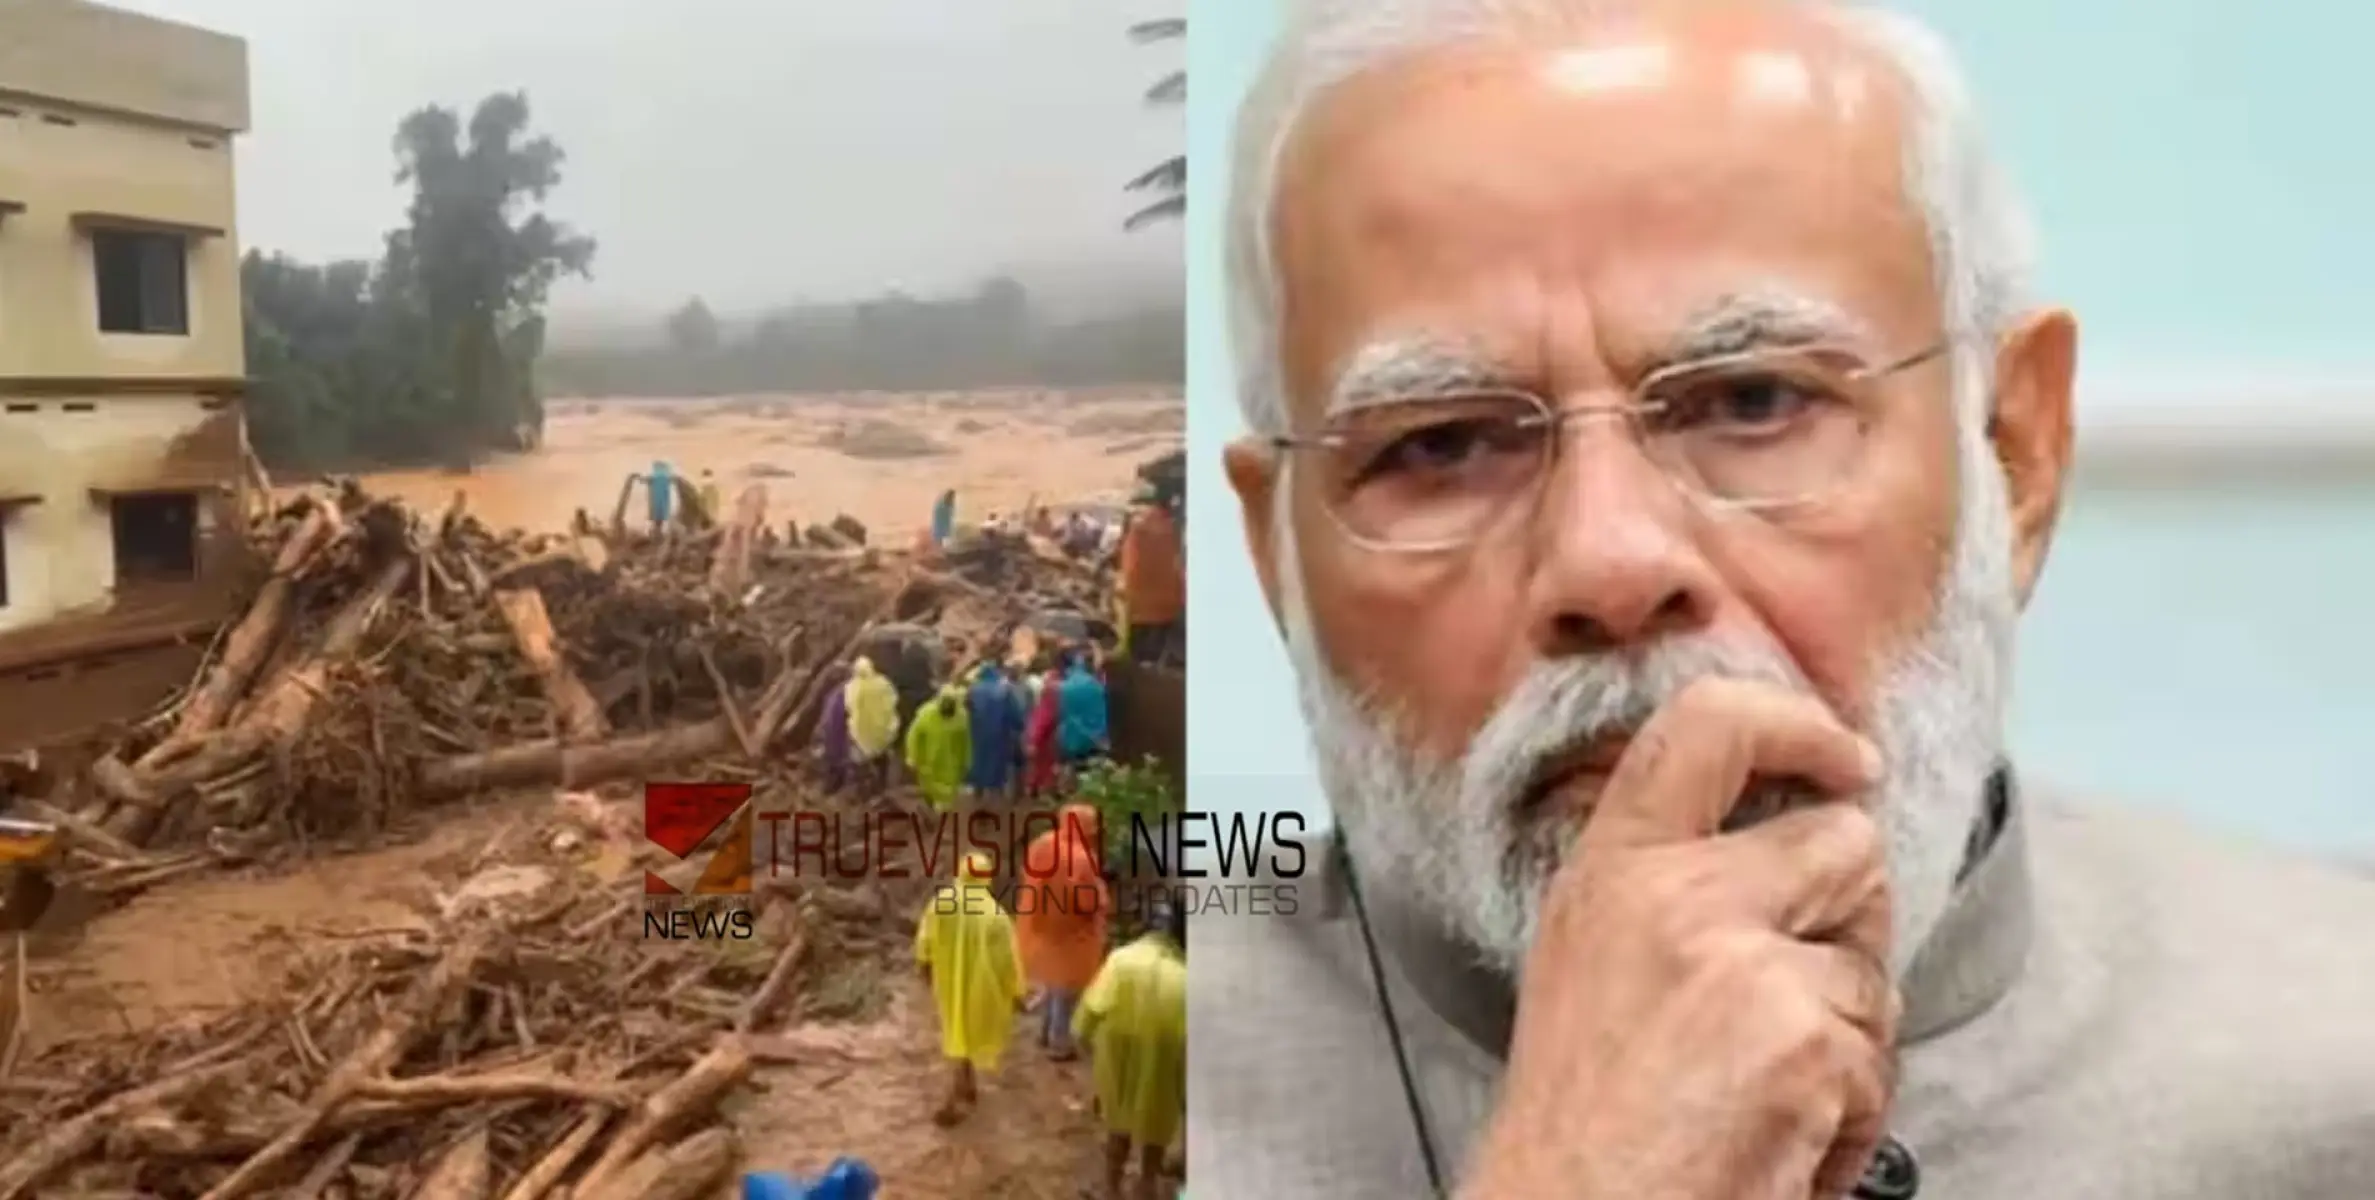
[1186,2,2375,854]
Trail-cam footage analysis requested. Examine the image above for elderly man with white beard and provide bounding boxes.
[1188,1,2375,1198]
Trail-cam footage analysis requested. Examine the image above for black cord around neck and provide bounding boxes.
[1336,833,1449,1198]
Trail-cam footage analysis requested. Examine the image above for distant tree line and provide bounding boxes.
[242,92,594,474]
[539,282,1184,398]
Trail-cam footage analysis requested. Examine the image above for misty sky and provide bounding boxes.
[109,0,1185,318]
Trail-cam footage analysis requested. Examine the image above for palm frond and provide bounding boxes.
[1129,17,1186,42]
[1124,194,1187,230]
[1125,156,1186,194]
[1144,69,1186,106]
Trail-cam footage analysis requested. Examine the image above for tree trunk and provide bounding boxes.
[415,719,735,801]
[707,485,766,594]
[494,587,608,742]
[575,1128,738,1200]
[137,503,346,769]
[572,1040,750,1198]
[102,556,413,844]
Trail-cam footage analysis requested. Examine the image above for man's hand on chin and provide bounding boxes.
[1458,678,1898,1200]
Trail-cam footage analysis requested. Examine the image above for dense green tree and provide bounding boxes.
[245,87,1182,472]
[242,91,594,472]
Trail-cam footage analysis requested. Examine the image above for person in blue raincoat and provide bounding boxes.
[930,489,957,547]
[646,460,676,530]
[1056,653,1111,767]
[965,663,1028,799]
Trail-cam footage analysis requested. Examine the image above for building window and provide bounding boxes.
[93,230,189,335]
[111,492,198,583]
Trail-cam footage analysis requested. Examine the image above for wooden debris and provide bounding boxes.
[0,479,1125,1198]
[409,1126,491,1200]
[571,1039,751,1198]
[494,587,609,742]
[199,930,489,1200]
[577,1127,739,1200]
[734,916,808,1034]
[708,485,767,595]
[138,500,345,768]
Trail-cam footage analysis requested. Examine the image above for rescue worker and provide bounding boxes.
[930,488,957,547]
[811,664,853,794]
[1057,653,1111,770]
[844,657,900,797]
[965,663,1028,801]
[914,852,1024,1127]
[1023,664,1066,799]
[903,684,971,811]
[646,460,676,531]
[1016,803,1109,1061]
[1075,897,1187,1200]
[1118,489,1185,667]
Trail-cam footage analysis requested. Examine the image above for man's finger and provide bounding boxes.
[1811,1028,1895,1199]
[1584,677,1881,851]
[1715,802,1892,949]
[1770,938,1898,1046]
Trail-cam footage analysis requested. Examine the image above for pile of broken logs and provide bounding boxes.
[0,809,926,1199]
[0,479,1109,1198]
[21,482,1105,882]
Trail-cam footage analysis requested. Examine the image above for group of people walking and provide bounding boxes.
[801,639,1175,1197]
[812,650,1113,809]
[912,810,1186,1200]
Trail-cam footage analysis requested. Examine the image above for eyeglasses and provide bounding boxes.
[1267,340,1948,552]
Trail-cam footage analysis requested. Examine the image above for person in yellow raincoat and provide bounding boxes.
[914,852,1023,1126]
[902,683,971,810]
[844,657,899,797]
[1075,897,1187,1200]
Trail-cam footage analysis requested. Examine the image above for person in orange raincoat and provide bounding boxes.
[1117,494,1184,667]
[1016,803,1109,1061]
[1022,664,1065,798]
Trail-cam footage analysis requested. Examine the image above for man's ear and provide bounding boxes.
[1988,308,2078,607]
[1223,439,1289,635]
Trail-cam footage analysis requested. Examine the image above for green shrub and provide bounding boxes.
[1072,755,1176,867]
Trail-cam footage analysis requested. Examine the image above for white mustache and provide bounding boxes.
[1457,636,1819,836]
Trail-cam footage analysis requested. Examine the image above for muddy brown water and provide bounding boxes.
[337,390,1181,539]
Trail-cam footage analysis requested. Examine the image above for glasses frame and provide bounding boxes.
[1266,338,1953,553]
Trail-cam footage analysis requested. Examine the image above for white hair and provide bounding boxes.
[1225,0,2038,437]
[1241,1,2036,974]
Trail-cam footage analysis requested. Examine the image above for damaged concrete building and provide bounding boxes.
[0,2,254,751]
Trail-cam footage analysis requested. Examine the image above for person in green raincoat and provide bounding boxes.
[844,657,901,797]
[903,683,971,810]
[915,851,1023,1126]
[1075,897,1187,1200]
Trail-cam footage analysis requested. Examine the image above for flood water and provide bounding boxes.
[333,389,1182,539]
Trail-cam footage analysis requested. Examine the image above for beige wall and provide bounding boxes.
[0,395,243,632]
[0,100,243,380]
[0,1,250,134]
[0,4,251,736]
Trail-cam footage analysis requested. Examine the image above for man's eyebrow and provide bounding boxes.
[1658,291,1878,366]
[1324,338,1519,416]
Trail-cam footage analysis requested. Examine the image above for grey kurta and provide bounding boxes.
[1187,785,2375,1197]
